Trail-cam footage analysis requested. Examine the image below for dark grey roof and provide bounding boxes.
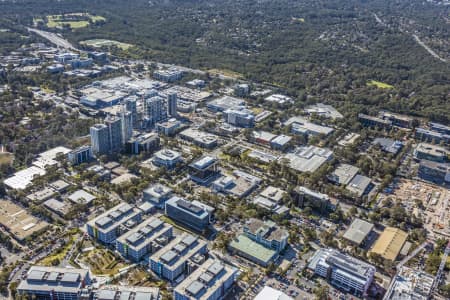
[186,280,205,296]
[97,289,116,300]
[207,261,224,276]
[60,272,80,283]
[181,234,197,247]
[160,250,177,263]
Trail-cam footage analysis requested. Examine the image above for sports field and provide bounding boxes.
[80,39,133,50]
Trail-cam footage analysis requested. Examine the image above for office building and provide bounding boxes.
[343,218,374,246]
[174,258,237,300]
[145,95,167,128]
[305,103,343,119]
[308,248,375,297]
[125,133,160,155]
[253,186,289,215]
[293,186,334,212]
[143,184,173,209]
[67,145,92,165]
[346,175,373,198]
[120,110,133,143]
[234,83,250,97]
[358,113,392,129]
[189,156,220,184]
[153,68,183,82]
[124,96,138,128]
[285,116,334,137]
[90,115,125,155]
[373,138,403,155]
[116,217,173,262]
[370,227,407,261]
[252,131,277,146]
[414,143,449,163]
[157,118,182,136]
[328,164,359,186]
[282,146,333,173]
[212,170,261,199]
[90,124,110,155]
[429,122,450,135]
[167,92,178,117]
[264,94,293,104]
[17,266,91,300]
[86,202,142,244]
[207,96,246,112]
[243,219,288,253]
[105,115,123,152]
[418,160,450,185]
[179,128,218,149]
[165,197,213,232]
[153,149,182,169]
[384,267,434,300]
[94,285,160,300]
[149,233,208,282]
[224,107,255,128]
[254,287,293,300]
[229,219,288,267]
[415,127,450,145]
[379,111,413,128]
[270,135,292,151]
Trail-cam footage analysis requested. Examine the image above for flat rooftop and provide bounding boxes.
[17,266,88,295]
[229,234,277,265]
[95,285,160,300]
[87,202,140,234]
[343,218,374,245]
[174,258,236,300]
[0,199,49,241]
[207,96,245,111]
[67,189,96,205]
[116,217,172,251]
[370,227,407,261]
[282,146,333,173]
[150,233,206,271]
[329,164,359,186]
[4,166,46,190]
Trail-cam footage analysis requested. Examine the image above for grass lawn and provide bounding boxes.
[79,248,127,275]
[39,234,76,266]
[44,13,105,29]
[208,68,243,79]
[0,153,13,166]
[80,39,133,50]
[367,80,394,89]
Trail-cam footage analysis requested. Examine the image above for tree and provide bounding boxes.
[314,285,329,300]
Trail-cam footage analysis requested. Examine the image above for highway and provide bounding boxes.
[27,28,79,51]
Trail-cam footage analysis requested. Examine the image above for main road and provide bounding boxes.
[27,28,79,51]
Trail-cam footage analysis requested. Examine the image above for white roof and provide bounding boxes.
[254,286,293,300]
[4,166,46,190]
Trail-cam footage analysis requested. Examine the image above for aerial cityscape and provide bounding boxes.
[0,0,449,299]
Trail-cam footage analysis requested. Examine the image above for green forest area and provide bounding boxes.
[0,0,449,122]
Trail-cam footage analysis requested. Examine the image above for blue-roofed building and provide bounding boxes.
[174,258,237,300]
[165,197,214,232]
[149,233,207,282]
[116,217,173,262]
[17,266,91,300]
[86,202,142,244]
